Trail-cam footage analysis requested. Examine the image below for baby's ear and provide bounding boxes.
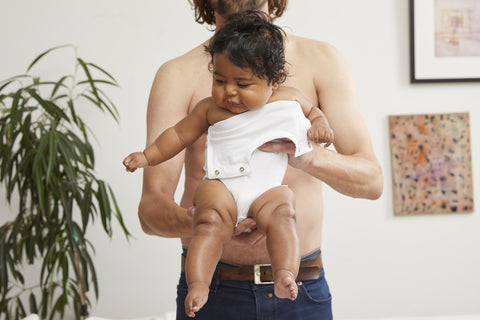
[276,69,287,86]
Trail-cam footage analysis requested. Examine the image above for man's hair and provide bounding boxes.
[206,11,287,85]
[188,0,287,25]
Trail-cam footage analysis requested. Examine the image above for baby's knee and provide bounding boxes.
[272,202,296,222]
[195,208,223,227]
[272,187,296,218]
[255,202,295,234]
[194,208,234,238]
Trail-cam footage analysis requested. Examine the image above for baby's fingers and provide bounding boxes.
[308,127,334,147]
[123,154,139,172]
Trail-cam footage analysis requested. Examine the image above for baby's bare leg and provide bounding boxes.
[184,179,237,317]
[250,186,299,300]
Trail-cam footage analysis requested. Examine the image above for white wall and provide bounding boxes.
[0,0,479,319]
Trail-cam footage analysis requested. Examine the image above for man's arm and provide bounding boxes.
[302,42,382,199]
[262,43,383,200]
[137,59,195,238]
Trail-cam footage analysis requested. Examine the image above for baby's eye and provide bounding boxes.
[237,83,250,88]
[215,78,224,84]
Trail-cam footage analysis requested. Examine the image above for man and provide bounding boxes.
[138,1,383,319]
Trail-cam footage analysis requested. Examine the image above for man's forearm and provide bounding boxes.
[138,191,193,238]
[301,147,383,200]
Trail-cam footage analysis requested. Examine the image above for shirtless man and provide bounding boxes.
[137,1,383,319]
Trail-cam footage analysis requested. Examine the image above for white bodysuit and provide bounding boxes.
[204,100,313,224]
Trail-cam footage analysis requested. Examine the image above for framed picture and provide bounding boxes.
[410,0,480,82]
[388,112,474,215]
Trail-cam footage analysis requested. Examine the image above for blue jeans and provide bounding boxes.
[176,250,332,320]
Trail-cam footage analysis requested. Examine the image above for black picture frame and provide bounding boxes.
[410,0,480,83]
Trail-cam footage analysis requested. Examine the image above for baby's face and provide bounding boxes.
[211,52,276,114]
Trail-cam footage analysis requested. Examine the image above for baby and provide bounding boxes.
[123,11,333,318]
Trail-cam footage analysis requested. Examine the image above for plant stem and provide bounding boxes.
[74,251,88,319]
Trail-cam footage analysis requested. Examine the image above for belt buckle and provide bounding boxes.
[254,264,274,285]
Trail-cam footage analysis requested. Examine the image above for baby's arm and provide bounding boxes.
[271,86,334,146]
[123,99,211,172]
[303,100,334,147]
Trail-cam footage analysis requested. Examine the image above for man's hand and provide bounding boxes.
[233,217,266,246]
[186,206,195,218]
[232,217,256,235]
[259,141,323,171]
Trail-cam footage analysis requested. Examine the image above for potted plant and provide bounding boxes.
[0,45,130,319]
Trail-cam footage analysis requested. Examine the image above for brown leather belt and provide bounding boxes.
[181,254,322,284]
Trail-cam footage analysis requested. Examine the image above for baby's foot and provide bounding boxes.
[185,282,210,317]
[274,269,298,301]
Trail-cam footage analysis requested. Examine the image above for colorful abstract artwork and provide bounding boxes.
[434,0,480,58]
[388,112,474,215]
[410,0,480,82]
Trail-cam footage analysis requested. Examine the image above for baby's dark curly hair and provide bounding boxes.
[206,10,287,85]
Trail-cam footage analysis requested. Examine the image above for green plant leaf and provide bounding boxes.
[26,88,69,121]
[0,75,32,92]
[108,185,131,238]
[86,62,118,84]
[76,79,118,87]
[56,133,77,184]
[96,87,119,121]
[26,44,73,73]
[25,80,68,90]
[9,89,23,127]
[40,242,56,285]
[65,129,94,168]
[29,292,38,315]
[49,294,66,320]
[46,130,57,184]
[96,180,112,237]
[0,294,9,315]
[33,132,49,214]
[0,237,9,293]
[84,249,98,299]
[50,75,70,99]
[16,296,26,319]
[80,181,93,231]
[79,90,119,122]
[40,287,49,319]
[76,58,100,104]
[61,254,69,293]
[66,98,78,124]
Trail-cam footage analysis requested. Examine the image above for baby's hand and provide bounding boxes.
[123,152,149,172]
[307,125,334,147]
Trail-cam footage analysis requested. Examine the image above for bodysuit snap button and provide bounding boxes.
[239,166,244,172]
[215,170,220,175]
